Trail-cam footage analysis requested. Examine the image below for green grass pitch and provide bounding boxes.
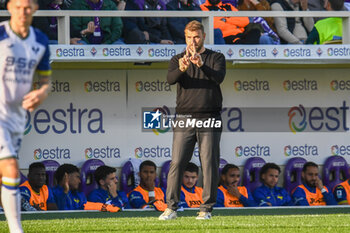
[1,208,350,232]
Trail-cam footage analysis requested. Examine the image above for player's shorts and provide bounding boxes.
[0,126,22,160]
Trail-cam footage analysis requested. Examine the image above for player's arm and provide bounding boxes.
[167,55,187,85]
[333,185,348,205]
[253,188,271,207]
[281,189,294,206]
[214,189,225,207]
[292,187,310,206]
[178,190,189,208]
[19,187,37,211]
[199,53,226,85]
[239,189,257,207]
[23,38,52,112]
[46,187,58,210]
[128,191,147,209]
[321,186,337,205]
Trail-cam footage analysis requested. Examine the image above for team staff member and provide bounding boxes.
[159,20,226,221]
[179,162,203,208]
[128,160,167,211]
[292,162,337,206]
[20,162,57,211]
[253,163,293,206]
[0,0,51,231]
[215,164,256,207]
[88,165,130,209]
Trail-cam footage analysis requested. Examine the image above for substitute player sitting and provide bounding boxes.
[292,162,337,206]
[179,162,203,208]
[0,0,51,231]
[128,160,167,211]
[333,168,350,205]
[88,165,130,209]
[215,164,256,207]
[253,163,293,206]
[20,162,57,211]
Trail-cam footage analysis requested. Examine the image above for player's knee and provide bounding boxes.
[0,158,19,178]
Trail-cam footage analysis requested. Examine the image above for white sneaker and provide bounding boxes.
[159,208,177,220]
[196,211,211,220]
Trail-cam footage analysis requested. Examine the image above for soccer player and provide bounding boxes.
[52,164,120,212]
[128,160,167,211]
[52,164,86,210]
[160,20,225,221]
[215,164,256,207]
[253,163,293,206]
[179,162,203,208]
[0,0,51,231]
[88,165,130,209]
[333,171,350,205]
[19,162,58,211]
[292,162,337,206]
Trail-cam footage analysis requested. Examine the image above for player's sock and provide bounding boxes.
[1,177,23,233]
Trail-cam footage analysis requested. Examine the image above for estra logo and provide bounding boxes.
[283,79,318,91]
[56,48,84,57]
[34,80,71,93]
[234,145,270,157]
[288,101,350,133]
[283,48,311,57]
[284,144,318,156]
[135,80,171,92]
[24,103,105,135]
[233,79,270,91]
[84,80,120,92]
[33,147,71,160]
[134,146,171,158]
[327,47,350,57]
[331,145,350,156]
[330,80,350,91]
[85,147,120,159]
[238,48,266,57]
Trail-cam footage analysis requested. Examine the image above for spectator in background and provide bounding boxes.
[270,0,314,44]
[215,164,256,207]
[20,162,58,211]
[32,0,69,44]
[0,0,9,22]
[306,0,344,44]
[122,0,174,44]
[166,0,201,44]
[179,163,203,208]
[200,0,261,44]
[69,0,123,44]
[88,165,130,209]
[128,160,167,211]
[253,163,293,206]
[237,0,280,44]
[292,162,337,206]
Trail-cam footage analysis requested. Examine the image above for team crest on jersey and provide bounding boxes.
[32,47,39,54]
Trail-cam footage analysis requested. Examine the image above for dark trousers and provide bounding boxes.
[166,117,222,212]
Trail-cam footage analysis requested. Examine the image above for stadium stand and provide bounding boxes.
[323,155,349,192]
[120,158,142,194]
[219,158,228,174]
[20,172,27,185]
[80,159,105,196]
[284,157,307,194]
[242,157,266,193]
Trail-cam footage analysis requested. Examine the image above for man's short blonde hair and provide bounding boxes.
[184,20,204,34]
